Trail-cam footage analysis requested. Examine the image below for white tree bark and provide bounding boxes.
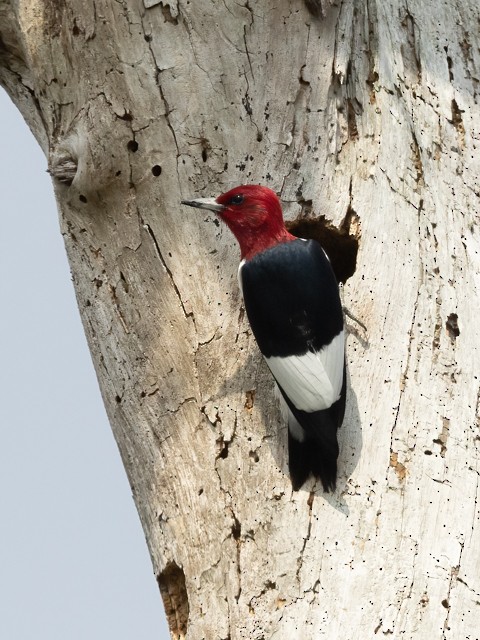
[2,0,479,637]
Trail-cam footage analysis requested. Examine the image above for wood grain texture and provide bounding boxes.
[2,0,480,637]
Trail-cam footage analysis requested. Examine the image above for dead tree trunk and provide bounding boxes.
[2,0,479,637]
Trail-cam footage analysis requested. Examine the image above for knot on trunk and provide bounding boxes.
[48,153,78,186]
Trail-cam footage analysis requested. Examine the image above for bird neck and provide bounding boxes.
[236,225,296,260]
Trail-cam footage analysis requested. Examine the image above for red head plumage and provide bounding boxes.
[182,185,295,259]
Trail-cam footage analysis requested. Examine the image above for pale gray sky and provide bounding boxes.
[0,88,169,638]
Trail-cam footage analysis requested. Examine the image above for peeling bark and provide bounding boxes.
[1,0,480,638]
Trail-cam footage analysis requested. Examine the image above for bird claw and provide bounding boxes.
[342,306,367,333]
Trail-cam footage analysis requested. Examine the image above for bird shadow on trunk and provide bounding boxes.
[261,363,363,515]
[212,343,363,514]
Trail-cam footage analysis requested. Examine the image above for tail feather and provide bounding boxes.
[283,366,346,492]
[288,417,339,492]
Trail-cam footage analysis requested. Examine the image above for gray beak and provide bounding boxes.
[181,197,225,213]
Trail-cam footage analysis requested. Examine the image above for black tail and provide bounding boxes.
[288,417,339,492]
[285,367,346,492]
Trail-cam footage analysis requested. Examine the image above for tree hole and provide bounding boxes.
[304,0,324,17]
[157,562,189,639]
[231,515,241,540]
[446,313,459,340]
[127,140,138,152]
[244,390,255,410]
[161,4,179,24]
[218,441,229,459]
[287,207,360,284]
[249,450,260,463]
[152,165,162,176]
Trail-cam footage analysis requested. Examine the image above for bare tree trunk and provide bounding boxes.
[2,0,479,637]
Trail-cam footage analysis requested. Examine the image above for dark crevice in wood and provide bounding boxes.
[157,561,189,639]
[446,313,460,341]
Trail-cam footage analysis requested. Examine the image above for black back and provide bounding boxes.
[241,239,343,358]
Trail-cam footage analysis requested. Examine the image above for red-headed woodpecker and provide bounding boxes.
[182,186,346,492]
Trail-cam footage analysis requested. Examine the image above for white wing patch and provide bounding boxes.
[275,385,305,442]
[265,331,345,412]
[287,410,306,441]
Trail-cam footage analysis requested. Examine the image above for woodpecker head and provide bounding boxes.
[182,185,294,259]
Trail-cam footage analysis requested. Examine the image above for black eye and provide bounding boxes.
[229,194,244,205]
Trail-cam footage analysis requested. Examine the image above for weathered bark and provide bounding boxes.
[2,0,479,637]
